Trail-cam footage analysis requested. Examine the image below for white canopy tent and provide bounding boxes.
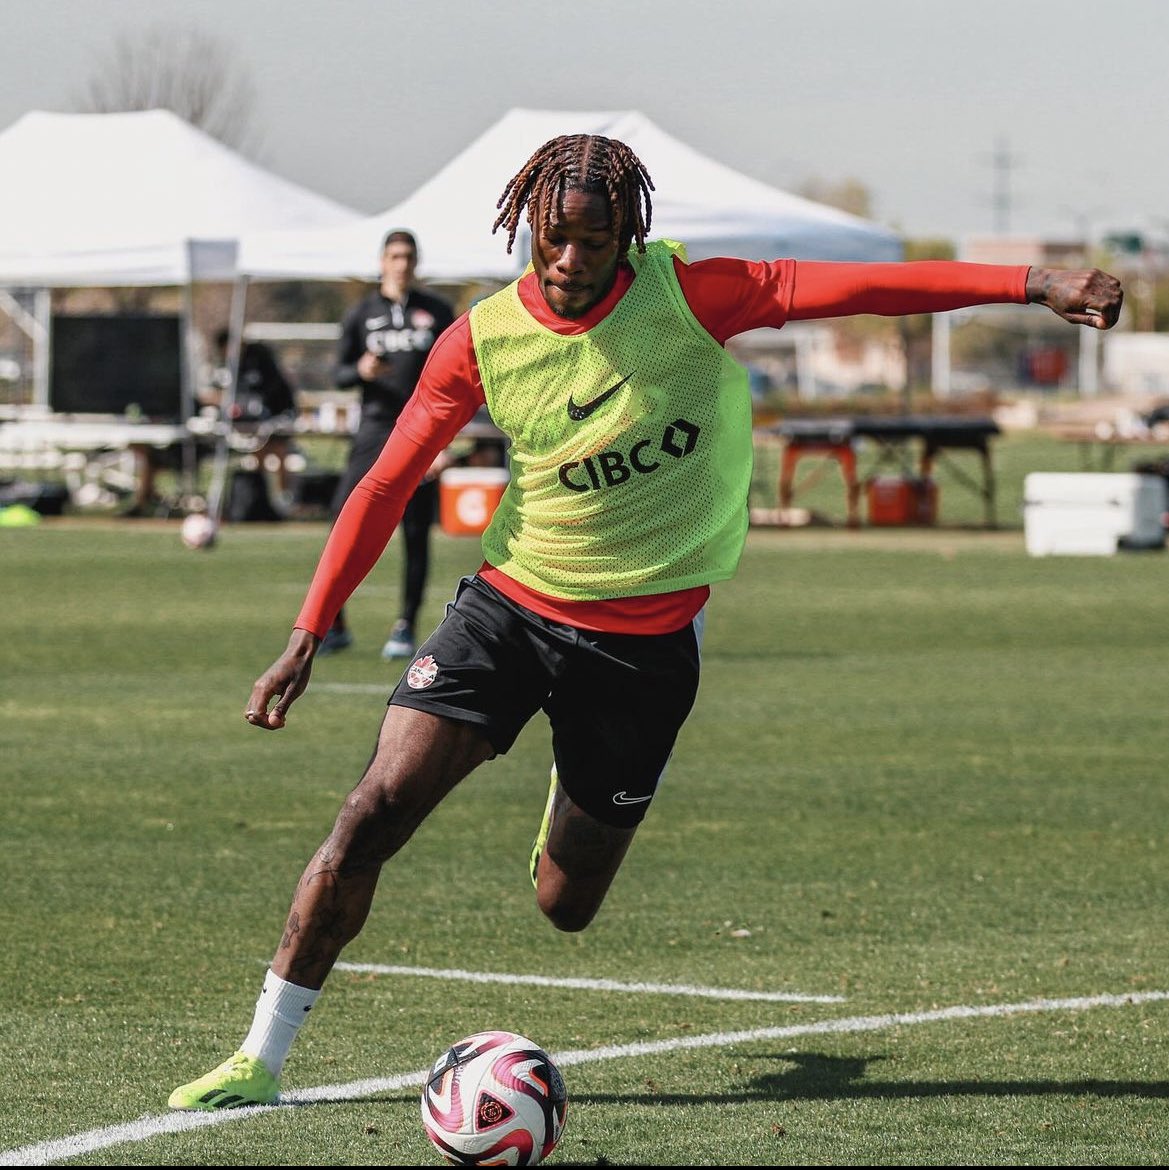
[0,108,361,287]
[0,109,365,519]
[0,108,364,413]
[238,107,904,282]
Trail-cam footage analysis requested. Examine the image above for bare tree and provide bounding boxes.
[76,23,262,157]
[798,177,874,221]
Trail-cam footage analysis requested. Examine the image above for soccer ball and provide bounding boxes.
[179,512,217,550]
[421,1030,567,1166]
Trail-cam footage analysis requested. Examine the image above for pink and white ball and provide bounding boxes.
[180,512,218,550]
[421,1030,567,1166]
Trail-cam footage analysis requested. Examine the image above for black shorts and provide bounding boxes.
[388,574,702,827]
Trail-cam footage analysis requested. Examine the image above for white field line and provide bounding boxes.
[312,682,394,694]
[3,989,1167,1166]
[334,960,847,1003]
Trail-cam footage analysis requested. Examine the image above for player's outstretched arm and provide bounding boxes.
[245,628,320,731]
[1026,267,1123,329]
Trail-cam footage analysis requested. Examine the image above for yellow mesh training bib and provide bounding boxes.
[470,239,753,600]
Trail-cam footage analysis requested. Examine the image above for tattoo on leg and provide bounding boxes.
[547,804,632,875]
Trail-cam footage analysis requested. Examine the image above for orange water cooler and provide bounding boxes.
[439,467,510,535]
[866,475,938,526]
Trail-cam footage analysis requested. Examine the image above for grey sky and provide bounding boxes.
[2,0,1163,246]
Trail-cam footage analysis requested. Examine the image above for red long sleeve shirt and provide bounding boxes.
[296,258,1029,637]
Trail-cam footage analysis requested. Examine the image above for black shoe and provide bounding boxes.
[317,628,353,656]
[381,620,415,660]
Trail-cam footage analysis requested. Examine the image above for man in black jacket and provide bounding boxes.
[320,230,455,659]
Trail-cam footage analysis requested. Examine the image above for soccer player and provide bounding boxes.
[169,133,1123,1109]
[318,229,456,661]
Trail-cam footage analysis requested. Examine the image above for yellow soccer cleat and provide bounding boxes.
[168,1050,279,1111]
[529,765,558,889]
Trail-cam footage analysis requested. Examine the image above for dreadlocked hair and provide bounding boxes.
[493,134,654,256]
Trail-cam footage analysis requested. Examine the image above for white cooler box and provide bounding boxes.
[1023,472,1168,556]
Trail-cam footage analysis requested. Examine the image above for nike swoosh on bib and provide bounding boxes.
[567,371,635,421]
[612,790,652,805]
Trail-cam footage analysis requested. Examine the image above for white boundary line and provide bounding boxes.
[312,682,394,695]
[334,961,847,1003]
[3,989,1166,1166]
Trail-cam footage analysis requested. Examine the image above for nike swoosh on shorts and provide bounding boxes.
[612,791,652,805]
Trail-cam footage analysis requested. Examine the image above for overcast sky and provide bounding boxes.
[2,0,1164,246]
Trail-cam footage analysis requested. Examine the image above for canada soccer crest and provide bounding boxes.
[407,654,439,689]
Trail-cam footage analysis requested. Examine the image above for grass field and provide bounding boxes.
[3,430,1169,1166]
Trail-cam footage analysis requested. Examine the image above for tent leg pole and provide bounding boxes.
[207,275,250,527]
[179,259,200,508]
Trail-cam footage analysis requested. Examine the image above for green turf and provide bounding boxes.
[2,432,1168,1165]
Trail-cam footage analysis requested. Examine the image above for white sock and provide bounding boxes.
[240,969,320,1077]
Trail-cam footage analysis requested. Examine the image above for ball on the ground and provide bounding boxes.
[421,1030,567,1166]
[179,512,218,550]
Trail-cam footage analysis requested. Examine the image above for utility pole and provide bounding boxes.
[988,136,1019,235]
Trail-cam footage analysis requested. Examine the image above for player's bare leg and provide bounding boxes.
[170,706,494,1110]
[533,783,636,932]
[273,705,495,989]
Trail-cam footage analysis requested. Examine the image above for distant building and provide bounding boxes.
[727,324,906,402]
[960,236,1090,268]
